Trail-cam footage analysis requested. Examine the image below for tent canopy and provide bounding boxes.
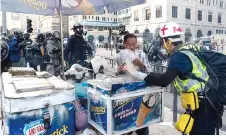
[0,0,145,15]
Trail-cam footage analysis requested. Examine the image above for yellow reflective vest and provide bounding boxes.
[173,46,209,93]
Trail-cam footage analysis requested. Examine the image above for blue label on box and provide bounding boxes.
[113,92,162,131]
[112,81,147,95]
[74,82,89,110]
[88,81,148,96]
[74,82,89,100]
[89,93,107,132]
[5,102,75,135]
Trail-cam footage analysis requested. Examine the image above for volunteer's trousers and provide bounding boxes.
[190,90,223,135]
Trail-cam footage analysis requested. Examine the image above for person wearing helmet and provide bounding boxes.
[44,31,61,75]
[26,33,45,70]
[122,22,223,135]
[13,30,27,67]
[87,35,96,57]
[1,36,10,72]
[8,30,24,67]
[19,33,33,66]
[64,23,91,69]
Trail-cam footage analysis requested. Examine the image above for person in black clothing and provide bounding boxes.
[26,34,45,70]
[64,23,91,69]
[1,35,10,73]
[19,33,33,66]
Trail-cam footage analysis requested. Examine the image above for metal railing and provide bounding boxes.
[151,64,178,123]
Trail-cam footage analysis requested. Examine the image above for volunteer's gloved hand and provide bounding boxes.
[123,64,148,80]
[123,64,137,77]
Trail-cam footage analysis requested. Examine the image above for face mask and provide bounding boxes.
[162,39,172,54]
[158,48,168,60]
[53,31,60,40]
[75,27,84,35]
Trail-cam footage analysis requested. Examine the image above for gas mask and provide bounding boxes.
[73,25,86,36]
[37,34,45,45]
[119,24,129,36]
[24,33,30,40]
[151,39,168,62]
[14,30,24,42]
[53,31,60,40]
[158,48,168,61]
[46,33,53,40]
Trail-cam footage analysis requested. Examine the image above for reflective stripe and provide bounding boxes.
[173,47,209,93]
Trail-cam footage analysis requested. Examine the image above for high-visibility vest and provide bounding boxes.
[173,46,209,93]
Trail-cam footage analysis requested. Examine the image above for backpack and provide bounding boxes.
[183,44,226,106]
[25,43,34,61]
[45,39,61,58]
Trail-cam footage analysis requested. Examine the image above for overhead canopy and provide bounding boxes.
[0,0,145,15]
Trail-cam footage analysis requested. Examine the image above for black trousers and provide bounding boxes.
[190,90,223,135]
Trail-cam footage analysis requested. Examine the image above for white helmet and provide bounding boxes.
[91,56,108,74]
[159,22,183,42]
[65,64,88,80]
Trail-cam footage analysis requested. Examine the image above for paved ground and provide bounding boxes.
[148,107,181,135]
[149,107,226,135]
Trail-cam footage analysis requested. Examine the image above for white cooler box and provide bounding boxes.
[87,77,164,135]
[1,71,76,135]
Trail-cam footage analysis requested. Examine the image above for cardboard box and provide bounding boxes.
[2,72,75,135]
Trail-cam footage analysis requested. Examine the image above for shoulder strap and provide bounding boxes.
[186,73,206,83]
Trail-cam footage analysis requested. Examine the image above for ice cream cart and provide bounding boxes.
[1,67,76,135]
[86,76,164,135]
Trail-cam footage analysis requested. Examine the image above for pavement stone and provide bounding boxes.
[148,107,181,135]
[149,107,226,135]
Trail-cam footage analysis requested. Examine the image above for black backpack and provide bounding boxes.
[25,44,34,61]
[184,47,226,106]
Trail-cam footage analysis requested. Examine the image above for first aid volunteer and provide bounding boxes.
[122,22,223,135]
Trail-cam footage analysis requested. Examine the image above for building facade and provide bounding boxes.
[118,0,226,42]
[39,15,69,36]
[20,14,39,34]
[0,12,38,34]
[68,7,121,44]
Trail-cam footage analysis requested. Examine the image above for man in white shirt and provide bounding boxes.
[115,34,152,135]
[116,34,153,76]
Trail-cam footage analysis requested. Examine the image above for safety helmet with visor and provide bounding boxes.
[72,23,84,35]
[159,22,183,52]
[14,30,24,41]
[24,33,30,40]
[53,31,60,40]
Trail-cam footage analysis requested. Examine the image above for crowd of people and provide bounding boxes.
[1,30,62,75]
